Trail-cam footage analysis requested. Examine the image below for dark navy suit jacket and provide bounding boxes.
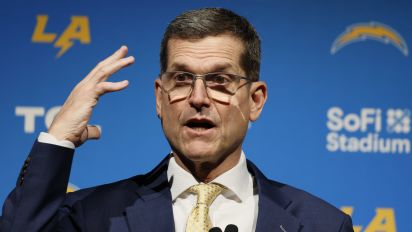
[0,141,353,232]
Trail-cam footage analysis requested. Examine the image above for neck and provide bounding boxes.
[173,147,242,183]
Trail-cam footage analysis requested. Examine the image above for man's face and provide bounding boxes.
[155,35,266,166]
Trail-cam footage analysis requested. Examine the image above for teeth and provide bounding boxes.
[192,127,208,131]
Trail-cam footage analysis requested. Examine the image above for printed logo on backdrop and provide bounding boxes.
[341,206,397,232]
[331,22,408,56]
[32,15,91,58]
[326,107,410,154]
[15,106,101,134]
[15,106,61,133]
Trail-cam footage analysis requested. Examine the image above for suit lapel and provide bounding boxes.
[247,161,303,232]
[110,156,303,232]
[124,155,175,232]
[125,187,174,232]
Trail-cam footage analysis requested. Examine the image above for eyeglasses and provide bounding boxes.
[159,71,252,103]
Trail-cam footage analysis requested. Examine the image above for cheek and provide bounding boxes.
[231,94,250,121]
[216,102,250,136]
[162,101,184,132]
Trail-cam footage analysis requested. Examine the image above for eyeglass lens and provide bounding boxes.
[167,86,231,103]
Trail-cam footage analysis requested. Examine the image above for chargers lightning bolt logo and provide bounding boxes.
[32,15,91,58]
[331,22,408,56]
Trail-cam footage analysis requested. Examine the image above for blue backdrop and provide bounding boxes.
[1,1,411,231]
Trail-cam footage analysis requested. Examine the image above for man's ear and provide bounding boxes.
[249,81,267,122]
[154,79,163,118]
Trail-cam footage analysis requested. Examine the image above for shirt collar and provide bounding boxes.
[167,156,199,201]
[167,151,251,202]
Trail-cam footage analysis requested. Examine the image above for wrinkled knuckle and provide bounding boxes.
[94,83,105,94]
[96,61,104,69]
[98,67,110,76]
[93,86,101,94]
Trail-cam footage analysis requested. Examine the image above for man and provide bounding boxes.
[0,8,353,232]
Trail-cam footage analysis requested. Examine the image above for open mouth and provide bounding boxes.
[185,119,215,130]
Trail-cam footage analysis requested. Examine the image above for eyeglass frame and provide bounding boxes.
[158,71,254,100]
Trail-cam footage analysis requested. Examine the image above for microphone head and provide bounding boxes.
[209,227,223,232]
[224,224,238,232]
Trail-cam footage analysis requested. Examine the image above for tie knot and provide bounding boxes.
[188,183,224,206]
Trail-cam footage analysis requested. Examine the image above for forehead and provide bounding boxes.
[166,35,245,73]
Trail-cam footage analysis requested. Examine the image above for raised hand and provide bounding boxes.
[48,46,135,147]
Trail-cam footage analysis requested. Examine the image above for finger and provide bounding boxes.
[95,80,129,95]
[87,125,101,140]
[97,45,128,70]
[94,56,135,82]
[85,46,129,81]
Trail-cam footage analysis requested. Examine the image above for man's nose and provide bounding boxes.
[188,78,211,109]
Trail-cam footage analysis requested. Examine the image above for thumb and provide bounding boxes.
[87,125,101,140]
[77,125,101,147]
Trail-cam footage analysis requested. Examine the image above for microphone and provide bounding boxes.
[209,227,222,232]
[224,224,238,232]
[209,224,238,232]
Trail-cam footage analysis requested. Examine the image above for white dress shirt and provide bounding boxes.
[167,153,258,232]
[38,132,259,232]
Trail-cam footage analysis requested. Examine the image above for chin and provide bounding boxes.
[180,144,219,163]
[185,150,215,162]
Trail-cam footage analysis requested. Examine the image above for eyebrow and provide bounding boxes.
[169,62,234,73]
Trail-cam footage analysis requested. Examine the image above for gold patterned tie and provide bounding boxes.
[185,183,224,232]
